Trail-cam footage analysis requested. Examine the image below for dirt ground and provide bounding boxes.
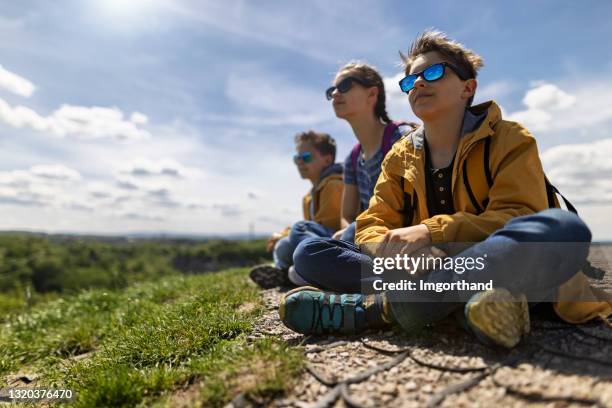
[243,245,612,408]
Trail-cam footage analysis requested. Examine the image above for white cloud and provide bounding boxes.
[0,164,81,186]
[130,111,148,125]
[211,202,243,217]
[0,64,35,97]
[115,177,140,190]
[116,211,165,222]
[523,82,576,110]
[0,165,83,209]
[542,138,612,204]
[117,158,200,179]
[30,164,81,181]
[246,188,262,200]
[0,163,190,218]
[508,108,552,131]
[504,82,612,133]
[0,99,151,141]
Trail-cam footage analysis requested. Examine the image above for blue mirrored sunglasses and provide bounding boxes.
[398,62,469,93]
[293,152,313,164]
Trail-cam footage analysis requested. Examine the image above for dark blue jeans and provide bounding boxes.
[340,221,356,242]
[292,209,592,330]
[273,220,334,269]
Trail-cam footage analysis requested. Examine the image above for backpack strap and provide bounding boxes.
[352,121,411,173]
[350,143,361,174]
[400,177,417,227]
[545,177,578,214]
[480,136,493,209]
[382,121,414,156]
[462,160,485,214]
[478,135,577,215]
[483,136,493,188]
[544,179,607,280]
[381,121,399,156]
[466,137,603,280]
[462,136,492,215]
[390,121,416,226]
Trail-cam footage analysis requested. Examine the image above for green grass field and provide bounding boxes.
[1,263,303,407]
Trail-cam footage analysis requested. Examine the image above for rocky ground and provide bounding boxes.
[241,245,612,408]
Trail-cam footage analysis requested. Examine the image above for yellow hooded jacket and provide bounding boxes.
[302,165,344,232]
[356,100,611,324]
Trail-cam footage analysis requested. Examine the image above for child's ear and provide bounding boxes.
[462,79,477,100]
[369,86,379,104]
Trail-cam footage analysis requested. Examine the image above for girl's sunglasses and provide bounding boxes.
[293,152,313,164]
[325,77,369,100]
[398,62,469,93]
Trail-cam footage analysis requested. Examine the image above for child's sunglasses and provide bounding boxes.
[325,77,369,100]
[293,152,313,164]
[398,62,469,93]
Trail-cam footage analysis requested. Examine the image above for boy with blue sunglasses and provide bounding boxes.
[249,130,344,288]
[280,30,611,348]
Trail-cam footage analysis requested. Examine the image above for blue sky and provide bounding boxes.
[1,0,611,239]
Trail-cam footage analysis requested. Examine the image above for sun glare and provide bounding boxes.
[89,0,164,31]
[93,0,162,19]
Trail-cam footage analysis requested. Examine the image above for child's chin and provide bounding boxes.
[412,106,440,121]
[333,107,350,118]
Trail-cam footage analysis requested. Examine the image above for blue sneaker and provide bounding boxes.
[465,288,530,348]
[279,286,368,335]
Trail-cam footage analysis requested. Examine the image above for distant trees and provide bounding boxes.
[0,235,268,295]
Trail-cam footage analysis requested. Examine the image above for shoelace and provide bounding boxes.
[310,293,345,333]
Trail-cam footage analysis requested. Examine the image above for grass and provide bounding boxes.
[0,268,303,407]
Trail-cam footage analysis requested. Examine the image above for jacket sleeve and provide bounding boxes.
[314,179,344,231]
[302,195,310,221]
[355,149,407,244]
[421,123,549,243]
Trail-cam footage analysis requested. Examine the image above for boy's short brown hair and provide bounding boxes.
[401,29,484,105]
[295,130,336,161]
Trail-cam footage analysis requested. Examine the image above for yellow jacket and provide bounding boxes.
[356,101,611,324]
[302,164,344,231]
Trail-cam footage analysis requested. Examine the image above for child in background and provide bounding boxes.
[249,131,343,288]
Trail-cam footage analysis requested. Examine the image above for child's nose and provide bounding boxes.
[413,75,427,88]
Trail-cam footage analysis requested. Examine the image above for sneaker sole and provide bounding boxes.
[465,288,530,348]
[249,265,287,289]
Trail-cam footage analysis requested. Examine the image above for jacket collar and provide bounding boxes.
[312,163,343,191]
[393,100,503,181]
[408,100,500,151]
[462,100,501,143]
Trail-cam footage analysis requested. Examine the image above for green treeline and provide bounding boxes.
[0,234,268,296]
